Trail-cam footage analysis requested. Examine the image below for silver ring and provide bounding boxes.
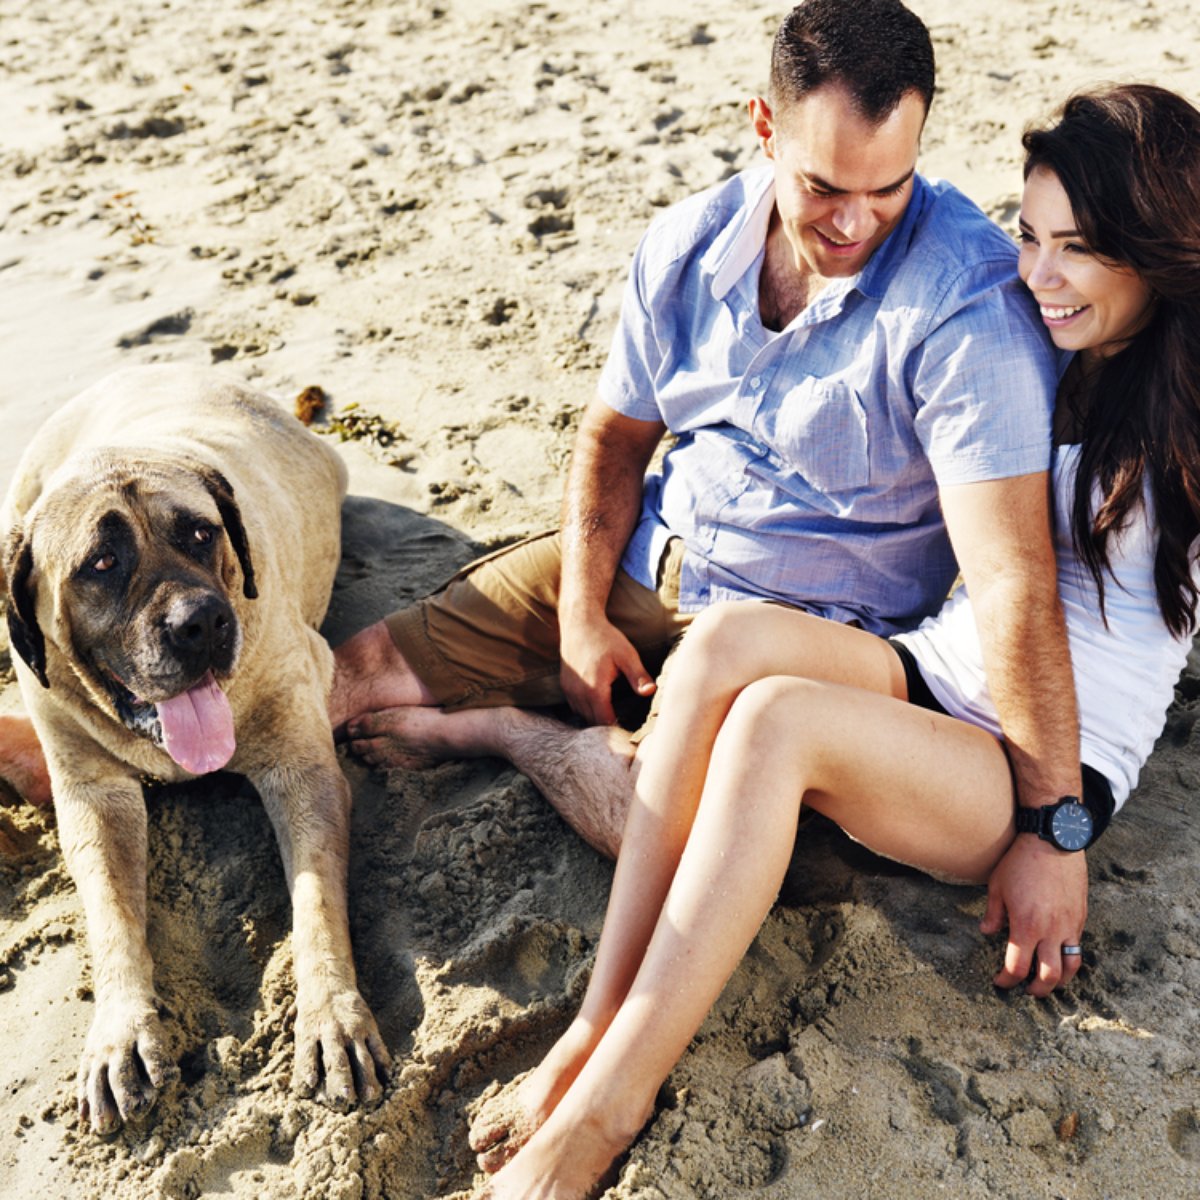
[1061,944,1083,957]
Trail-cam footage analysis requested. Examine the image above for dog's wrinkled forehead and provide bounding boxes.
[27,456,222,574]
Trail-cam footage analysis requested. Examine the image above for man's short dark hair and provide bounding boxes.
[770,0,936,122]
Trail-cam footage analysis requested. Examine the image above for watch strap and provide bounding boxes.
[1014,805,1046,836]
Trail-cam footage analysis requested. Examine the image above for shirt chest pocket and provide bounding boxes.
[769,380,872,493]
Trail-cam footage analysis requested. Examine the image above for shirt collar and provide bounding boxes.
[703,166,930,304]
[704,165,776,302]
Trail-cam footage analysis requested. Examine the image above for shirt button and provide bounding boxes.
[749,375,762,389]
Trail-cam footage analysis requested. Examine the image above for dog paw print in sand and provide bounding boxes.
[469,293,536,351]
[219,250,298,291]
[207,321,283,362]
[523,187,575,252]
[1167,1108,1200,1162]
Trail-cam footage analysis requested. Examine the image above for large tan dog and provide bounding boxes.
[1,365,390,1134]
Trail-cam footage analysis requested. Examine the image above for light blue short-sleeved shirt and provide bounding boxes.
[599,164,1057,635]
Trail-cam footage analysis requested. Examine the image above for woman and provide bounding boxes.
[469,84,1200,1199]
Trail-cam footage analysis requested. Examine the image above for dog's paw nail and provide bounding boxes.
[153,1063,180,1089]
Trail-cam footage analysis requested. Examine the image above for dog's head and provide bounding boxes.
[4,453,258,768]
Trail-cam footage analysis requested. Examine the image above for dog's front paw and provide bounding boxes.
[77,997,177,1136]
[292,986,391,1111]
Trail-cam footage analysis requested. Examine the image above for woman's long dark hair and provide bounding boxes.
[1023,85,1200,637]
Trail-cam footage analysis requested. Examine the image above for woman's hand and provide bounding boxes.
[980,834,1088,996]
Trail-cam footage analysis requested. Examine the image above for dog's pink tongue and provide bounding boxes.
[157,672,236,775]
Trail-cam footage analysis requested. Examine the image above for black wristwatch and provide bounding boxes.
[1015,796,1094,851]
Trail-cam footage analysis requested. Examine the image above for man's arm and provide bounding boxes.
[939,472,1087,997]
[558,397,666,725]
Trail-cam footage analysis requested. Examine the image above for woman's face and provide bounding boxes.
[1017,166,1155,364]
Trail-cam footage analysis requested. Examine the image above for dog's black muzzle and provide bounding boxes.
[161,590,238,679]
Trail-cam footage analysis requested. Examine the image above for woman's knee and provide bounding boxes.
[719,675,824,763]
[697,677,822,825]
[676,601,777,692]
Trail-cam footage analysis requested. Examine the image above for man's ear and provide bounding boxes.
[4,529,49,689]
[198,468,258,600]
[749,95,776,157]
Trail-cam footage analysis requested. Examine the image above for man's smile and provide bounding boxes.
[814,228,868,254]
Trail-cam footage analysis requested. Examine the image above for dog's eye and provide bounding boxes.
[92,552,117,573]
[193,526,215,545]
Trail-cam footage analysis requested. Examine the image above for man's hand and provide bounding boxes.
[981,835,1088,997]
[559,616,655,726]
[556,399,665,726]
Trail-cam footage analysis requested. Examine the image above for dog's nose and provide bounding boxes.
[164,592,235,663]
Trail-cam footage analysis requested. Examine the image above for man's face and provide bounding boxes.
[751,83,927,279]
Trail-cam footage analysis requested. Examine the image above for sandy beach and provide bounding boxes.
[2,1,1199,1196]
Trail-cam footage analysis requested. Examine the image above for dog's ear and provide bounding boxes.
[200,469,258,600]
[4,529,49,689]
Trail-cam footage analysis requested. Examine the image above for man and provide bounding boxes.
[332,0,1079,993]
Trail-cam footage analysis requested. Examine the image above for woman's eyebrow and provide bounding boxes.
[1018,215,1082,238]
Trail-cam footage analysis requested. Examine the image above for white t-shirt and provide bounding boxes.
[897,443,1196,809]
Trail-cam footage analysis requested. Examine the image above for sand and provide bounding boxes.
[2,1,1199,1197]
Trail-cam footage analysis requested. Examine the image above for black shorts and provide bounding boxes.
[888,639,1114,840]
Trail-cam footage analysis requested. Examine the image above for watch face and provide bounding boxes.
[1051,802,1093,851]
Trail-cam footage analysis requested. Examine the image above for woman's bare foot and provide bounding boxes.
[468,1069,540,1174]
[328,621,435,735]
[0,715,52,808]
[468,1019,607,1174]
[474,1086,647,1200]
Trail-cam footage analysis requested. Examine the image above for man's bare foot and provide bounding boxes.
[346,705,521,769]
[0,715,52,808]
[329,621,435,735]
[468,1019,604,1174]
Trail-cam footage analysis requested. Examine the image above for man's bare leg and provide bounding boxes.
[328,620,438,736]
[333,615,639,857]
[346,704,637,860]
[0,715,53,808]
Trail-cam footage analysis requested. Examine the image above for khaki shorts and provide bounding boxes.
[385,531,693,734]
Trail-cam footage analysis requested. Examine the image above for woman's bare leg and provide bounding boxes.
[481,673,1015,1199]
[470,601,909,1170]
